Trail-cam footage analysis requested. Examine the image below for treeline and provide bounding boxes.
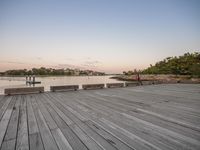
[142,52,200,76]
[123,69,141,76]
[1,67,105,76]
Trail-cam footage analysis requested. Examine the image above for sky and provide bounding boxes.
[0,0,200,73]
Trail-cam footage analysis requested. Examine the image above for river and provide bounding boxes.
[0,75,122,94]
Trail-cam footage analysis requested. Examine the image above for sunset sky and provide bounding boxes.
[0,0,200,73]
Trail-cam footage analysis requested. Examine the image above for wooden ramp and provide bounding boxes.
[0,84,200,150]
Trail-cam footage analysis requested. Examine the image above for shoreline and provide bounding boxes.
[110,74,200,84]
[0,74,110,78]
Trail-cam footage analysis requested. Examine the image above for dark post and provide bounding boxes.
[33,75,35,83]
[29,75,31,81]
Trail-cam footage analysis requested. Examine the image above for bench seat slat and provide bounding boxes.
[106,83,124,88]
[82,84,104,90]
[50,85,79,92]
[5,87,44,95]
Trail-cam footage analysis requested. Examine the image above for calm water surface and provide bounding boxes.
[0,76,121,94]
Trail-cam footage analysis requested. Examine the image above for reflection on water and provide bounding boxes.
[0,76,122,94]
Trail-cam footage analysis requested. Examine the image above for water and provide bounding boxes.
[0,76,122,94]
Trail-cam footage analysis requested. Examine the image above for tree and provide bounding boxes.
[142,52,200,76]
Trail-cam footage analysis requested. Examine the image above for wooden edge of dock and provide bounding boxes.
[106,83,124,88]
[4,79,198,95]
[50,85,79,92]
[82,84,105,90]
[125,82,140,87]
[4,87,44,95]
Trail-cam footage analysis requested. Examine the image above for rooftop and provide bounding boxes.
[0,84,200,150]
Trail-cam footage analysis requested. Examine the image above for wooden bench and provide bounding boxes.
[4,87,44,95]
[125,82,140,87]
[152,80,163,84]
[106,83,124,88]
[82,84,104,90]
[141,81,154,85]
[50,85,79,92]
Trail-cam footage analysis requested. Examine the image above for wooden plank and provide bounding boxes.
[69,123,103,150]
[125,82,140,87]
[29,133,44,150]
[127,109,200,141]
[47,93,127,150]
[57,92,157,150]
[85,120,133,150]
[59,92,167,149]
[46,93,89,121]
[120,112,200,149]
[0,97,7,111]
[75,92,199,149]
[4,87,44,95]
[106,83,124,88]
[82,84,104,90]
[84,86,200,127]
[27,95,39,134]
[100,118,162,150]
[60,127,89,150]
[4,97,20,141]
[92,118,153,150]
[141,81,154,85]
[43,94,73,125]
[136,108,200,132]
[79,90,200,149]
[35,94,57,130]
[49,93,133,150]
[61,92,195,150]
[0,96,4,99]
[89,87,200,125]
[1,139,16,150]
[40,94,74,150]
[75,122,117,150]
[51,128,73,150]
[126,84,200,100]
[45,94,107,150]
[0,97,15,148]
[31,96,59,150]
[50,85,79,92]
[0,97,13,120]
[43,100,88,150]
[16,96,29,150]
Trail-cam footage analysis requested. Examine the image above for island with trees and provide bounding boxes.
[113,52,200,83]
[0,68,105,76]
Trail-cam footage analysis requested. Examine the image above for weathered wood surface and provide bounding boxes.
[4,87,44,95]
[0,84,200,150]
[141,81,154,85]
[50,85,79,92]
[82,84,104,90]
[125,82,140,87]
[106,83,124,88]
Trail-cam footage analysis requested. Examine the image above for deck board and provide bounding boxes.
[0,84,200,150]
[4,97,19,141]
[16,96,29,150]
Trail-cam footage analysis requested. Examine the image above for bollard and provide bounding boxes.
[33,75,35,83]
[29,75,32,81]
[26,75,28,81]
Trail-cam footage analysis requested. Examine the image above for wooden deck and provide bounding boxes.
[0,84,200,150]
